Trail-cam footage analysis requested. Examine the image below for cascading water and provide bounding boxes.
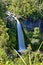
[5,11,26,52]
[14,17,26,52]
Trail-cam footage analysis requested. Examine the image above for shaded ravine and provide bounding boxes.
[14,17,26,52]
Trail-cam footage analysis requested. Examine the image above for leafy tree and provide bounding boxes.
[0,0,7,18]
[31,27,41,50]
[0,19,9,47]
[0,0,43,20]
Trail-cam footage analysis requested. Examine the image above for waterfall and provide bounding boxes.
[5,11,26,52]
[14,17,26,52]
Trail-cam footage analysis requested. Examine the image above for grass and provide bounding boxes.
[11,41,43,65]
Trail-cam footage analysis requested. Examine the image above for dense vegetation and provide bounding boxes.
[0,0,43,65]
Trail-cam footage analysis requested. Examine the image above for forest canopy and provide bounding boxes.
[0,0,43,20]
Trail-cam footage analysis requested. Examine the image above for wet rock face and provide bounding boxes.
[40,22,43,33]
[24,17,43,33]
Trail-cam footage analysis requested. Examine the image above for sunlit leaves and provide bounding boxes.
[0,19,9,46]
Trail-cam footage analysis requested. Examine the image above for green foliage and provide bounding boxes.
[6,0,43,20]
[0,18,15,65]
[0,19,9,47]
[0,0,43,65]
[31,27,40,50]
[14,43,43,65]
[24,29,33,38]
[31,27,40,42]
[6,18,17,49]
[0,0,43,20]
[33,27,40,35]
[24,27,43,51]
[0,0,7,18]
